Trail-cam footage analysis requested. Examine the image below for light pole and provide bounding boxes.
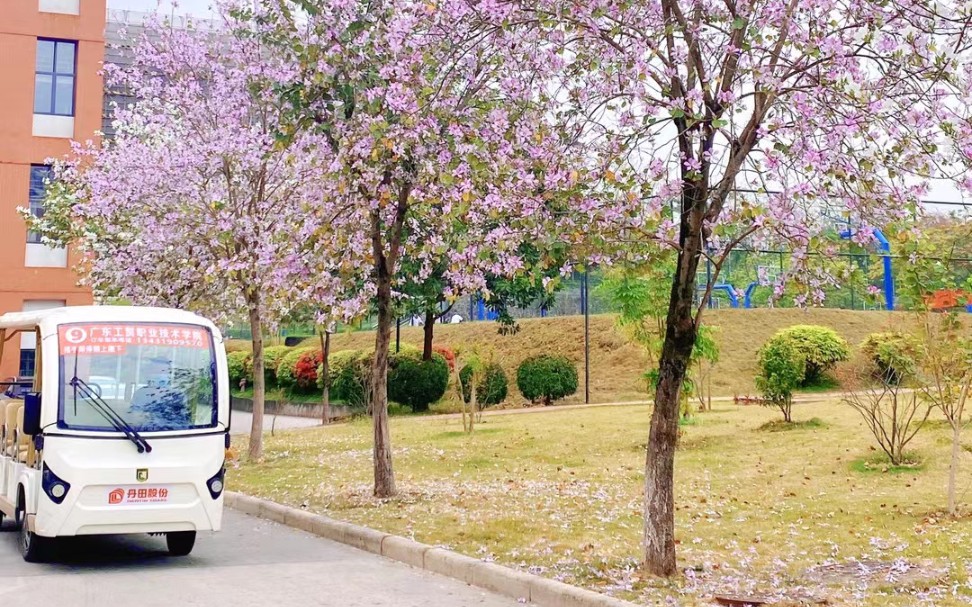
[583,265,590,404]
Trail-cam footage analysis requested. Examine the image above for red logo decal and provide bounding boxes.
[108,488,124,504]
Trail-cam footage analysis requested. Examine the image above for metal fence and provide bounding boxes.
[220,249,972,340]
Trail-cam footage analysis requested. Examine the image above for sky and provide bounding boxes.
[107,0,219,17]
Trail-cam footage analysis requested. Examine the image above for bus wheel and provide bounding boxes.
[17,502,48,563]
[166,531,196,556]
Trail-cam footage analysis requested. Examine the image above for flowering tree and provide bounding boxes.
[256,0,574,497]
[30,14,345,460]
[512,0,972,575]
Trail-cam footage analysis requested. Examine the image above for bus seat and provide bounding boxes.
[5,403,21,455]
[0,399,18,445]
[15,407,30,463]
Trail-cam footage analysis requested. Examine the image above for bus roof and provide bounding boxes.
[0,306,217,334]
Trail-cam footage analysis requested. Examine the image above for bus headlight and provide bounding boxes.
[42,463,71,504]
[207,467,225,500]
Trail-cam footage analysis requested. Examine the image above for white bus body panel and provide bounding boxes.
[0,306,230,541]
[36,434,224,537]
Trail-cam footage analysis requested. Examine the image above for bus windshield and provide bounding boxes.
[57,322,217,432]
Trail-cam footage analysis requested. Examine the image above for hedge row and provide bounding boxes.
[313,346,448,412]
[228,343,453,412]
[229,343,581,409]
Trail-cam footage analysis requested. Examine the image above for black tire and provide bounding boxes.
[166,531,196,556]
[17,501,48,563]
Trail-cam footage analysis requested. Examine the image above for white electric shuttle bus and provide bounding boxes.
[0,306,230,561]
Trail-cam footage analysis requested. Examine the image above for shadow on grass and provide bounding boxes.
[678,415,702,427]
[756,417,827,432]
[795,375,841,393]
[850,451,925,474]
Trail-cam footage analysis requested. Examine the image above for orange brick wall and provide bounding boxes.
[0,0,104,379]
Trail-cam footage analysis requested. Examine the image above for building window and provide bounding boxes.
[20,302,64,369]
[18,350,36,379]
[28,165,52,244]
[34,39,76,116]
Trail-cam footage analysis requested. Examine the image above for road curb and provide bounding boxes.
[225,491,638,607]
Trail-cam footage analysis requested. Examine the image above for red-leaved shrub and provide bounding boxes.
[433,345,456,371]
[293,349,324,391]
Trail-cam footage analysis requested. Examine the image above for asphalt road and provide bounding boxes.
[0,509,522,607]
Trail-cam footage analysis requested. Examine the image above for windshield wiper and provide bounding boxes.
[70,376,152,454]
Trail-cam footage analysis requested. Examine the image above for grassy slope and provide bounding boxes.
[233,399,972,606]
[232,309,915,404]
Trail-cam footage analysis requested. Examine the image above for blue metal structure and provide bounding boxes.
[700,284,740,308]
[744,282,759,309]
[475,297,499,321]
[839,227,895,311]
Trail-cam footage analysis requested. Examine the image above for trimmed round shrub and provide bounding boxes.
[276,346,315,389]
[318,349,370,407]
[224,340,251,353]
[313,345,428,409]
[396,344,423,359]
[227,350,252,386]
[262,345,291,385]
[459,362,508,407]
[516,354,578,405]
[388,353,450,412]
[771,325,849,385]
[860,332,920,384]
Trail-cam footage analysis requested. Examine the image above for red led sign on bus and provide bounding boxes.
[58,324,209,355]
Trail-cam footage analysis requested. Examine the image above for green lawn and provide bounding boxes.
[231,399,972,606]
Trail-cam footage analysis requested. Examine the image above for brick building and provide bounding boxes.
[0,0,105,379]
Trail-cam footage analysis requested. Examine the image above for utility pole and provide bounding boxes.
[583,266,590,404]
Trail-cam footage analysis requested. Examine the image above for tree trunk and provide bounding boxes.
[643,188,705,577]
[371,267,397,498]
[455,362,468,432]
[320,330,331,425]
[246,296,265,461]
[468,377,477,433]
[950,421,961,516]
[368,179,408,498]
[423,309,435,361]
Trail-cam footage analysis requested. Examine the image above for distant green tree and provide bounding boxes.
[601,257,720,417]
[399,241,570,361]
[755,339,805,423]
[899,242,972,516]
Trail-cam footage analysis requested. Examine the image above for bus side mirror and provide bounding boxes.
[24,393,42,437]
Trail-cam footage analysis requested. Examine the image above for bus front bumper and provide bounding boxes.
[32,433,226,538]
[35,483,222,537]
